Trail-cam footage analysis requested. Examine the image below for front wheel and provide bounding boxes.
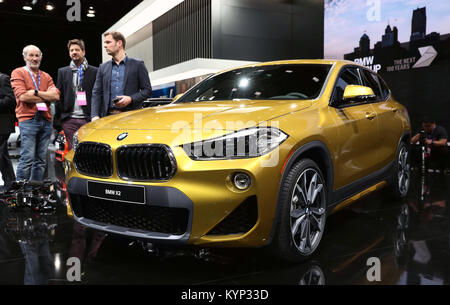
[389,142,411,199]
[273,159,327,262]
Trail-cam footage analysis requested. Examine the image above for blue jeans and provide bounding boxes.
[16,113,53,181]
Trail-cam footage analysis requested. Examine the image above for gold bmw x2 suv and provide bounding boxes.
[65,60,411,262]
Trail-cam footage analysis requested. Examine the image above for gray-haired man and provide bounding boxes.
[10,45,60,181]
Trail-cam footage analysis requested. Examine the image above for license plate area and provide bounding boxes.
[87,181,146,205]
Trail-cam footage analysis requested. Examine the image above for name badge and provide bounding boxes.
[37,103,48,111]
[77,91,87,106]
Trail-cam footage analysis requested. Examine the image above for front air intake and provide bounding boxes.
[116,145,177,181]
[207,196,258,236]
[69,194,189,235]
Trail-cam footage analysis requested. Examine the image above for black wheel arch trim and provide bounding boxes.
[398,131,411,148]
[267,141,334,245]
[282,141,335,203]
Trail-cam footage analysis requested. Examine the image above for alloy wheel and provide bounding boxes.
[289,168,326,255]
[299,265,326,285]
[397,146,410,197]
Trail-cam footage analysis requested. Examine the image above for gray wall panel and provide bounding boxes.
[153,0,323,70]
[153,0,212,70]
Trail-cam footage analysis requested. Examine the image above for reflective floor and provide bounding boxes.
[0,152,449,285]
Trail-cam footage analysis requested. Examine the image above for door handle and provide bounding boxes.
[365,112,376,120]
[391,107,398,113]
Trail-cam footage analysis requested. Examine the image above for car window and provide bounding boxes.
[176,64,332,103]
[378,75,390,100]
[332,66,362,103]
[361,70,382,101]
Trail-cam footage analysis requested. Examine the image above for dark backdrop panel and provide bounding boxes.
[0,13,107,79]
[380,63,450,135]
[218,36,293,61]
[0,1,142,79]
[220,4,292,40]
[292,0,324,59]
[212,0,323,61]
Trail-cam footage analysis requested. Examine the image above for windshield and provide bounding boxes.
[176,64,332,103]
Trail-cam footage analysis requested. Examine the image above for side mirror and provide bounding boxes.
[342,85,376,103]
[173,94,183,102]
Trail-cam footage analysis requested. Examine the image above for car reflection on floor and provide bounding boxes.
[0,160,449,285]
[394,173,449,285]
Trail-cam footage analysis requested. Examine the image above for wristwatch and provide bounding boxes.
[34,90,39,96]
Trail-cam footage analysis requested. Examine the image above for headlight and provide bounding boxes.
[72,131,79,151]
[183,127,288,160]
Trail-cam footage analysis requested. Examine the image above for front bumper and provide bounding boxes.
[67,177,193,244]
[65,137,296,247]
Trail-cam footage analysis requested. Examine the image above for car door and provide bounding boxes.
[361,70,403,168]
[329,66,381,188]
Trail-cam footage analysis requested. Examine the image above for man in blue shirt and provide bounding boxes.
[91,31,152,121]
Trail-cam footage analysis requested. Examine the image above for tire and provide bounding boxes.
[389,141,411,199]
[272,159,328,262]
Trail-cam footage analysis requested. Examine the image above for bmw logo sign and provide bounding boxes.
[117,132,128,141]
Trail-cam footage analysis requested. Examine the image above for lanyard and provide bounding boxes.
[25,66,40,91]
[77,64,84,90]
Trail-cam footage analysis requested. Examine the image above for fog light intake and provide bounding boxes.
[234,173,251,190]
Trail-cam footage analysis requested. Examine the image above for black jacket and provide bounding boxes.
[91,57,152,118]
[54,65,98,130]
[0,73,16,134]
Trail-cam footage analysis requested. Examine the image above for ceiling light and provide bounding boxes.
[22,1,33,11]
[86,6,95,17]
[239,78,249,87]
[45,2,55,11]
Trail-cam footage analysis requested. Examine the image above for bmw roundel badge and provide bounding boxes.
[117,132,128,141]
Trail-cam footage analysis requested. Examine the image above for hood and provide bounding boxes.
[87,99,312,131]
